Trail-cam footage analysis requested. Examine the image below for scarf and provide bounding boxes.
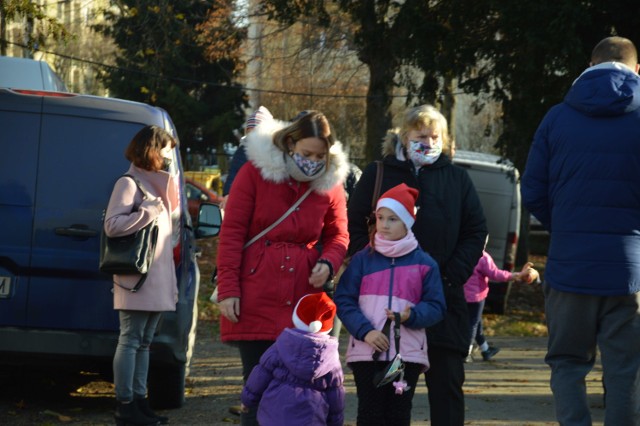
[374,229,419,258]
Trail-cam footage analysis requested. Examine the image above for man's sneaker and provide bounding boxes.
[481,346,500,361]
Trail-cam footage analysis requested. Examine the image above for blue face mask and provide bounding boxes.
[291,152,326,177]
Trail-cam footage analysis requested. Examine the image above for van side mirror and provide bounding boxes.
[195,203,222,238]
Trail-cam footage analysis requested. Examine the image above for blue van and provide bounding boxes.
[0,88,221,408]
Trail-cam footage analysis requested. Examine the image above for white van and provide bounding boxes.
[453,150,521,314]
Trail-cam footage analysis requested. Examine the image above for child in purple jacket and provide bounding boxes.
[240,292,344,426]
[464,239,539,362]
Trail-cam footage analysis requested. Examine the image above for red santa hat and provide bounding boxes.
[376,183,419,229]
[292,292,336,335]
[245,106,273,132]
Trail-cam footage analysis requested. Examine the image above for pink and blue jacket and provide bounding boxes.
[334,246,446,369]
[463,251,512,303]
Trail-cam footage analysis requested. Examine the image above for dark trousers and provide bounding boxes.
[424,346,466,426]
[467,300,487,348]
[351,361,422,426]
[237,340,274,426]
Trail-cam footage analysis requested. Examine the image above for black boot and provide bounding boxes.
[114,400,159,426]
[135,395,169,425]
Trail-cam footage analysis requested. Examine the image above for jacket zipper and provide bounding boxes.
[388,257,396,310]
[387,257,396,361]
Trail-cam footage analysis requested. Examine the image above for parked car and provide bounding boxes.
[453,150,521,314]
[0,56,68,92]
[185,178,223,223]
[0,87,221,408]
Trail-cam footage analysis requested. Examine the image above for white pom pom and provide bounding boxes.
[308,320,322,333]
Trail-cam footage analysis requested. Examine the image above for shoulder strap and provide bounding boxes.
[371,160,384,212]
[122,174,151,200]
[243,186,314,250]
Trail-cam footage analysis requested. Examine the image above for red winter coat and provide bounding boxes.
[217,120,350,342]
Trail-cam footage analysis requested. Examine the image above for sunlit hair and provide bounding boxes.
[399,105,450,152]
[273,110,335,163]
[591,36,638,68]
[125,125,177,171]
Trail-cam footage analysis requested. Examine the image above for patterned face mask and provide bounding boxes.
[407,139,442,167]
[291,152,326,177]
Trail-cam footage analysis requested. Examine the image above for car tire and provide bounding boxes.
[148,362,186,409]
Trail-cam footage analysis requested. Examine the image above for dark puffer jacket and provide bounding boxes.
[347,137,487,353]
[522,62,640,296]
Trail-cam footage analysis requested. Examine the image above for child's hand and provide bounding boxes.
[364,330,390,352]
[385,306,411,323]
[239,403,249,413]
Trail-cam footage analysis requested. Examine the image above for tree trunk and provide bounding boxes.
[364,56,395,162]
[441,73,456,144]
[0,1,6,56]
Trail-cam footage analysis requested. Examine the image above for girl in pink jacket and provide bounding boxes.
[464,246,538,362]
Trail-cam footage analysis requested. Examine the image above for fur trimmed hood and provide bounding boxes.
[244,119,350,193]
[382,130,401,157]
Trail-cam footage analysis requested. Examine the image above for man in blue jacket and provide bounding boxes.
[522,36,640,426]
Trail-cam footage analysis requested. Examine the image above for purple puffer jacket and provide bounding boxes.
[241,328,344,426]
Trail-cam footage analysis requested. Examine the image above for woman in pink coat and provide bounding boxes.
[464,243,537,362]
[104,125,180,426]
[216,111,349,426]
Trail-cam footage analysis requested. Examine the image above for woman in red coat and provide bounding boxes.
[216,111,349,425]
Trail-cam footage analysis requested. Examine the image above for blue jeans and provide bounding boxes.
[113,310,161,401]
[544,283,640,426]
[467,300,486,348]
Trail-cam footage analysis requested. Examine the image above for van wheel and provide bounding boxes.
[148,362,186,409]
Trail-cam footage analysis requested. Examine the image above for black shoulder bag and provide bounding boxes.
[99,174,159,293]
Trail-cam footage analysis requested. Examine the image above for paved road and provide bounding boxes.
[0,333,605,425]
[184,334,605,426]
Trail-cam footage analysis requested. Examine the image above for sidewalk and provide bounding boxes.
[186,334,605,426]
[426,336,603,425]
